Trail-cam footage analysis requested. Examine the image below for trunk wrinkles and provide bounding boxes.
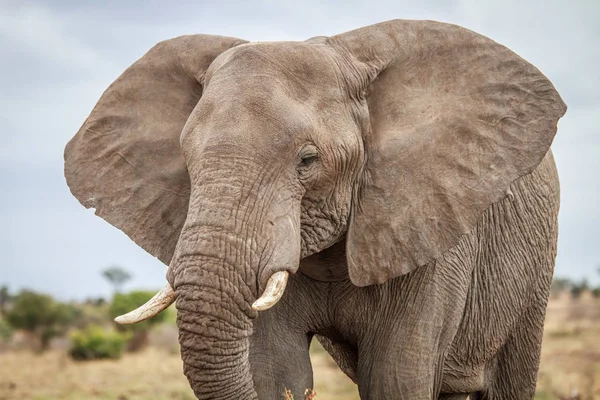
[172,159,294,399]
[174,253,259,400]
[172,195,266,400]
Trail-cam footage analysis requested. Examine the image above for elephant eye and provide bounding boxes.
[299,154,318,167]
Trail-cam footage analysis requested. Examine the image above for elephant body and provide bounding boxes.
[251,151,559,399]
[64,20,566,400]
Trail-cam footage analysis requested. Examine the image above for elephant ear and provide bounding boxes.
[332,20,567,286]
[64,35,247,265]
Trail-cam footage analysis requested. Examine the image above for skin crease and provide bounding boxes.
[63,21,567,400]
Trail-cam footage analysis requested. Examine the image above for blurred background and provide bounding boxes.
[0,0,598,399]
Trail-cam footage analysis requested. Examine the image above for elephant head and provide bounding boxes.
[64,20,565,399]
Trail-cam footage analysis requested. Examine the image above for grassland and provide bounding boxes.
[536,295,600,399]
[0,297,598,400]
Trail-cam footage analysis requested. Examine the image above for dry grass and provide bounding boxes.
[0,298,598,400]
[0,347,195,400]
[536,296,600,399]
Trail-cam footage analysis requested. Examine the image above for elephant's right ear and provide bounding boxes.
[64,35,247,265]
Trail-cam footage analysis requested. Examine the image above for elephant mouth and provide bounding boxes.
[113,270,290,325]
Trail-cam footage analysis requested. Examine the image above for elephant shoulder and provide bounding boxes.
[509,149,560,210]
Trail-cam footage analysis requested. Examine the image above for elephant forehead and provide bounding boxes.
[188,42,356,152]
[209,42,342,91]
[184,81,316,154]
[196,43,350,135]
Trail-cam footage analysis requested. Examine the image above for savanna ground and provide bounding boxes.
[0,296,598,400]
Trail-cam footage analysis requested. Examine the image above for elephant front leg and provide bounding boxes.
[351,262,470,399]
[357,331,447,399]
[249,307,314,399]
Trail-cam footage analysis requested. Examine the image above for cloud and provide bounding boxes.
[0,2,122,167]
[1,0,598,299]
[0,2,110,72]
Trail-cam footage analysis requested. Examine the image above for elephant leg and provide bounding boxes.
[470,303,547,400]
[249,273,330,399]
[358,345,445,399]
[315,333,358,383]
[249,309,314,399]
[356,310,450,399]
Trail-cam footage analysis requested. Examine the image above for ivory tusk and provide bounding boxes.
[114,284,176,325]
[251,271,289,311]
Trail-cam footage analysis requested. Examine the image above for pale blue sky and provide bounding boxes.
[1,0,598,300]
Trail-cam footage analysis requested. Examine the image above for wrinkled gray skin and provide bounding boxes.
[261,150,560,399]
[64,20,566,399]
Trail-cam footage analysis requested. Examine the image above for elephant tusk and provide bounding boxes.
[114,284,176,325]
[252,271,289,311]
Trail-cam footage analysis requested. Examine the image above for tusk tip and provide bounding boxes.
[251,270,290,312]
[114,312,143,325]
[251,299,271,312]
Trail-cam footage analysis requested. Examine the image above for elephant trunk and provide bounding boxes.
[175,258,257,399]
[169,160,301,399]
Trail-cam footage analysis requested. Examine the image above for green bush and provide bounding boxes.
[69,325,129,361]
[5,290,81,351]
[0,319,13,341]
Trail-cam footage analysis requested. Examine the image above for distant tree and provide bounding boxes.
[102,266,132,294]
[593,267,600,298]
[570,279,589,300]
[5,290,80,351]
[109,290,168,351]
[84,297,106,307]
[0,285,11,316]
[550,277,572,296]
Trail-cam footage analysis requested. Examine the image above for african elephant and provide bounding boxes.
[64,19,566,399]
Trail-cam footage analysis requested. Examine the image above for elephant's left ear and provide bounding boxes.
[331,20,567,286]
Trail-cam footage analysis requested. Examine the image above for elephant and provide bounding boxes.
[64,19,566,399]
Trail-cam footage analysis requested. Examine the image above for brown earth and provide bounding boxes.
[0,297,598,400]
